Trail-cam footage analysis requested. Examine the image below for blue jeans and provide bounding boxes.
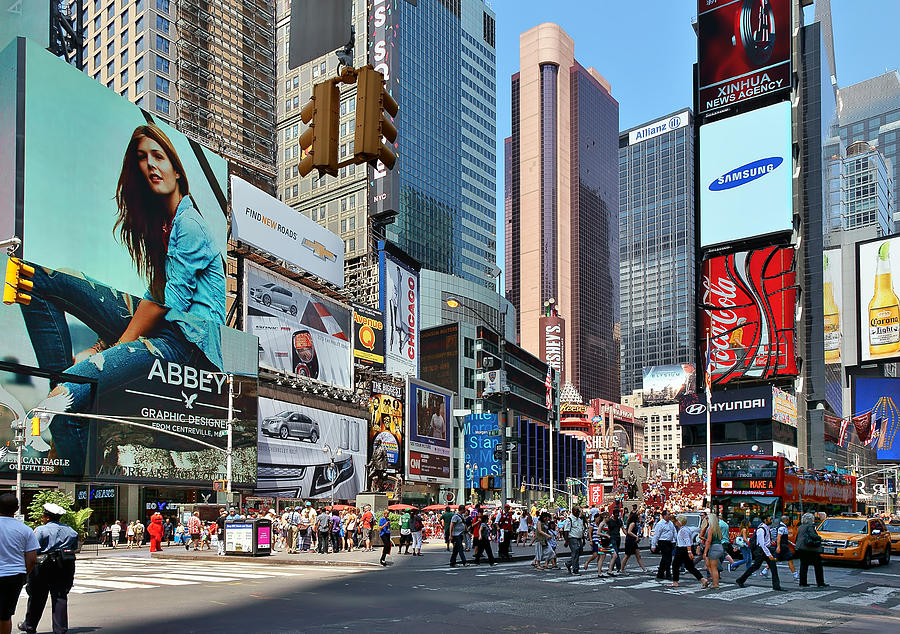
[19,264,206,475]
[732,545,753,571]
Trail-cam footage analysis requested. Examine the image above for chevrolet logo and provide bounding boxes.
[302,238,336,262]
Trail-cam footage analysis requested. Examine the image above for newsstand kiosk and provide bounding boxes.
[224,518,272,556]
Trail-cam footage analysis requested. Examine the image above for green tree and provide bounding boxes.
[26,490,93,539]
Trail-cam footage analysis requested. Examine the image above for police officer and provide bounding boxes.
[18,503,78,634]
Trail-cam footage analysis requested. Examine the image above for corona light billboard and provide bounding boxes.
[701,245,799,385]
[857,236,900,364]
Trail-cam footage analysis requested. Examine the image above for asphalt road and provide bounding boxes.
[13,544,900,633]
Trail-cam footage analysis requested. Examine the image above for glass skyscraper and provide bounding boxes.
[618,110,695,397]
[506,23,620,402]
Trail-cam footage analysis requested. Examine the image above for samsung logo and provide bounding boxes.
[709,157,783,191]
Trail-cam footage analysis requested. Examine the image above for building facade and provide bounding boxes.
[622,390,681,473]
[618,110,696,397]
[505,22,620,402]
[275,0,498,307]
[78,0,277,193]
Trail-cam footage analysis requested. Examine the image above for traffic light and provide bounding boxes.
[354,66,398,169]
[299,79,340,177]
[3,257,35,305]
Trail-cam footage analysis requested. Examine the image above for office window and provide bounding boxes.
[134,55,144,72]
[155,35,169,54]
[106,23,115,38]
[107,79,114,89]
[156,76,169,94]
[107,41,114,57]
[135,35,144,52]
[156,0,169,13]
[120,49,128,65]
[94,0,101,11]
[93,16,101,31]
[135,76,144,93]
[107,59,115,77]
[136,95,144,108]
[93,51,101,67]
[136,0,144,10]
[120,30,128,46]
[106,3,114,19]
[120,68,128,84]
[156,55,169,74]
[135,16,143,32]
[93,33,101,49]
[155,95,170,114]
[120,8,128,25]
[120,88,128,98]
[156,16,170,33]
[312,64,320,79]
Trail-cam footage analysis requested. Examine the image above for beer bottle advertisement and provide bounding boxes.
[823,251,842,364]
[859,237,900,362]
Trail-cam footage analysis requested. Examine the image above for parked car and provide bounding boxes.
[251,282,298,315]
[261,410,320,443]
[818,514,891,567]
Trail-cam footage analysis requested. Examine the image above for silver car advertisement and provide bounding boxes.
[255,396,366,499]
[244,262,353,389]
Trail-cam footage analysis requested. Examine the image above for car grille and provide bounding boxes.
[822,538,847,549]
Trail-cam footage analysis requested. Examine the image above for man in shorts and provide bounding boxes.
[0,493,39,634]
[361,506,374,552]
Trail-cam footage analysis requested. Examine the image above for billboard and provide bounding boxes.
[367,0,400,217]
[463,413,500,489]
[857,236,900,364]
[679,385,774,425]
[379,247,419,377]
[420,323,459,393]
[702,245,799,385]
[369,379,404,474]
[255,396,366,499]
[699,101,793,247]
[0,40,258,487]
[824,247,843,415]
[244,262,353,389]
[628,110,690,145]
[352,303,385,369]
[772,386,797,428]
[642,364,697,405]
[230,176,344,288]
[0,5,49,52]
[697,0,791,114]
[539,313,565,384]
[851,377,900,461]
[406,378,452,484]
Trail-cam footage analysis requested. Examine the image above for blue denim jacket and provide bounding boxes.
[145,196,225,369]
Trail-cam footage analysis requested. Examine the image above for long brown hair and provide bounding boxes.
[115,124,190,303]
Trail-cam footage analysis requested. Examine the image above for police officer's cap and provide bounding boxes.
[43,503,67,517]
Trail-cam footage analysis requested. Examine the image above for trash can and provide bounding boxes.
[225,518,272,556]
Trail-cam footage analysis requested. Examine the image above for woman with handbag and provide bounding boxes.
[795,512,828,587]
[730,519,753,572]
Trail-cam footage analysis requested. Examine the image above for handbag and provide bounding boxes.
[735,536,747,548]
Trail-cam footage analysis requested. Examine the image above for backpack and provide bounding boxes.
[414,516,424,532]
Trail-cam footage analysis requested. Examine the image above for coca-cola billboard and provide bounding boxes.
[701,246,799,385]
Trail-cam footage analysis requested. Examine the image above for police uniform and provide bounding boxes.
[20,503,78,634]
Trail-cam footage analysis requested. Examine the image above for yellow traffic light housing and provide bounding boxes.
[298,80,341,178]
[30,415,41,436]
[354,66,398,169]
[3,257,35,305]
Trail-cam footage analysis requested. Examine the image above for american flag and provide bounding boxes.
[545,365,552,410]
[866,417,883,448]
[838,417,851,448]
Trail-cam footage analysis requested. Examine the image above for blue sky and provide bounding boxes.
[490,0,900,274]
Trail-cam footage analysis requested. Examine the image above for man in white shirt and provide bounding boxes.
[650,510,676,580]
[736,514,783,590]
[561,506,586,575]
[0,494,39,634]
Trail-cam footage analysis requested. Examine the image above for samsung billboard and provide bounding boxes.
[699,101,793,247]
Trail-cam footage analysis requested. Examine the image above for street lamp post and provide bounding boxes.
[322,444,344,509]
[446,296,509,508]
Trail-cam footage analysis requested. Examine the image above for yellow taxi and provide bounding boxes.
[817,514,891,567]
[888,521,900,550]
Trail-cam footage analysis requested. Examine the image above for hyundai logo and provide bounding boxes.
[669,116,681,128]
[685,404,707,415]
[709,157,783,191]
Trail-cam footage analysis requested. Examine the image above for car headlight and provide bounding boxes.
[847,541,860,547]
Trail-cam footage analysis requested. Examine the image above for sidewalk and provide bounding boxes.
[148,539,569,567]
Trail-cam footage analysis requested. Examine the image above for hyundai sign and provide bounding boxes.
[627,110,690,145]
[699,101,793,247]
[679,386,774,425]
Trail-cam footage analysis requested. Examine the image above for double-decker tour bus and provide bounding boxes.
[711,455,856,539]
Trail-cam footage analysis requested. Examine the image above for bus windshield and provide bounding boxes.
[715,495,781,526]
[819,518,868,534]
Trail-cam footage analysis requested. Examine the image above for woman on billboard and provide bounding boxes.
[10,124,224,475]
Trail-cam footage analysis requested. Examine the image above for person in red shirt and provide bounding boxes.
[498,504,514,561]
[187,512,202,551]
[361,505,375,552]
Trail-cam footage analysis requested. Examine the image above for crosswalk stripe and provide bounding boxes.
[74,579,158,590]
[831,586,899,605]
[153,573,240,582]
[701,586,770,601]
[612,580,664,590]
[147,568,268,579]
[69,586,110,594]
[115,576,199,586]
[651,584,707,595]
[755,590,836,606]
